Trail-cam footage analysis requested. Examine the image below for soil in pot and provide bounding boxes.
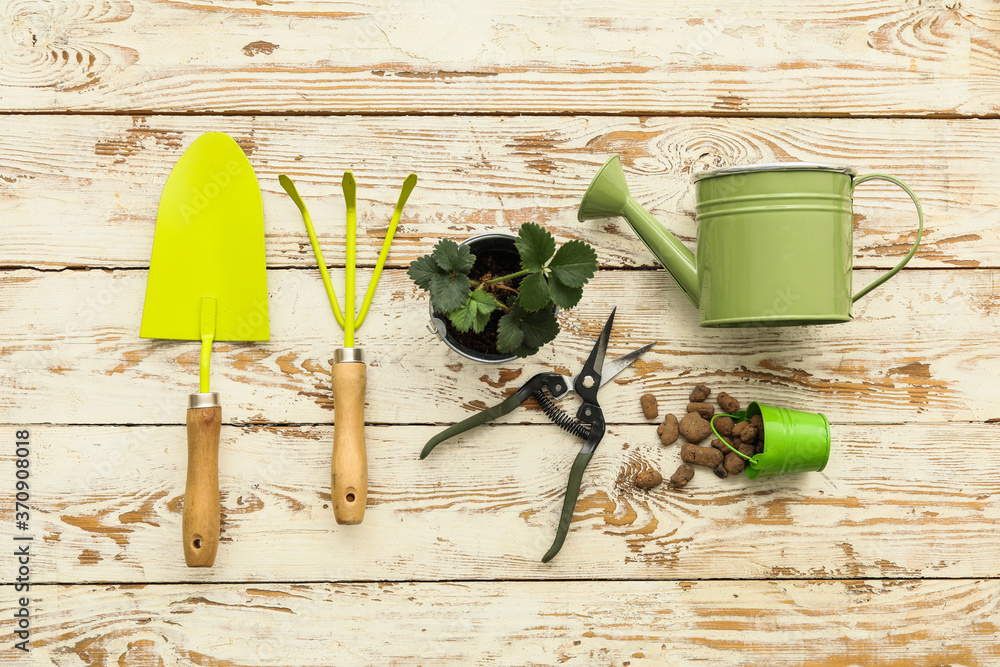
[438,246,524,357]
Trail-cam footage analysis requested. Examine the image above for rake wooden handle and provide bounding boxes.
[331,356,367,524]
[184,397,221,567]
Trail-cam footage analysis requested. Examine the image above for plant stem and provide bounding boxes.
[484,269,530,285]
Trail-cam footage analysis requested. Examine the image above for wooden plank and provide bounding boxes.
[6,423,998,581]
[1,115,997,270]
[5,580,1000,665]
[1,1,998,115]
[0,268,997,425]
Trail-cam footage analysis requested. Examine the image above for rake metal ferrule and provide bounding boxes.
[188,392,220,409]
[334,347,364,364]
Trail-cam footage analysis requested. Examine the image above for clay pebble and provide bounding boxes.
[718,392,741,414]
[670,464,695,488]
[681,442,724,468]
[634,470,663,490]
[678,411,712,444]
[711,437,734,455]
[689,384,711,402]
[724,452,746,475]
[686,402,715,420]
[657,414,679,445]
[640,393,658,420]
[714,416,734,437]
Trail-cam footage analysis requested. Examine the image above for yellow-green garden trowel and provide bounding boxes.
[140,132,269,567]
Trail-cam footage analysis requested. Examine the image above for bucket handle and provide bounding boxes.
[850,173,924,303]
[710,412,757,462]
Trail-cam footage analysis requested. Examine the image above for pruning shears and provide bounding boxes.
[420,309,655,562]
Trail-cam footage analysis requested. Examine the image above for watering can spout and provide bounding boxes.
[578,156,700,307]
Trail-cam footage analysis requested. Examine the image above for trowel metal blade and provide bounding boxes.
[140,132,269,342]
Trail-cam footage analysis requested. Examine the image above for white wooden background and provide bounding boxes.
[2,1,1000,665]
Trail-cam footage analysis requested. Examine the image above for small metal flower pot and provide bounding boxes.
[427,232,520,364]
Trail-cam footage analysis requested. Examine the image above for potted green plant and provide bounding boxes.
[408,223,599,362]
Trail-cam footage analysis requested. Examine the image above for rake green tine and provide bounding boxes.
[343,171,357,347]
[355,173,417,329]
[278,174,346,328]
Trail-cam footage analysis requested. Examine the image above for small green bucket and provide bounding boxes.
[711,401,830,479]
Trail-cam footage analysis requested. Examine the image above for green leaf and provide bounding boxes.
[548,240,598,288]
[496,313,525,352]
[408,255,443,291]
[515,344,540,358]
[547,276,584,309]
[519,309,560,348]
[448,290,499,333]
[515,222,555,273]
[432,239,475,274]
[469,290,500,332]
[430,273,471,313]
[516,271,551,312]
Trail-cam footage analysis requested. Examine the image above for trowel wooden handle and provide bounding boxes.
[184,396,221,566]
[331,357,367,524]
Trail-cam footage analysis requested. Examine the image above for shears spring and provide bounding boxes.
[533,388,591,439]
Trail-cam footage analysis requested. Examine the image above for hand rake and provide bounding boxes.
[280,171,416,524]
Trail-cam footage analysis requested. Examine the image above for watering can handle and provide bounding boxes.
[850,174,924,303]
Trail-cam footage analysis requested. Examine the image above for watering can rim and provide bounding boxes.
[691,162,857,183]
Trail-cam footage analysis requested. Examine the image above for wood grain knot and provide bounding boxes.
[10,11,54,48]
[1,0,137,91]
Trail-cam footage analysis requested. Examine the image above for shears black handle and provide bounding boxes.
[420,373,568,460]
[542,414,604,563]
[419,392,520,459]
[420,371,604,563]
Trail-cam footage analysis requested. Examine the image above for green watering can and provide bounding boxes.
[578,156,924,327]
